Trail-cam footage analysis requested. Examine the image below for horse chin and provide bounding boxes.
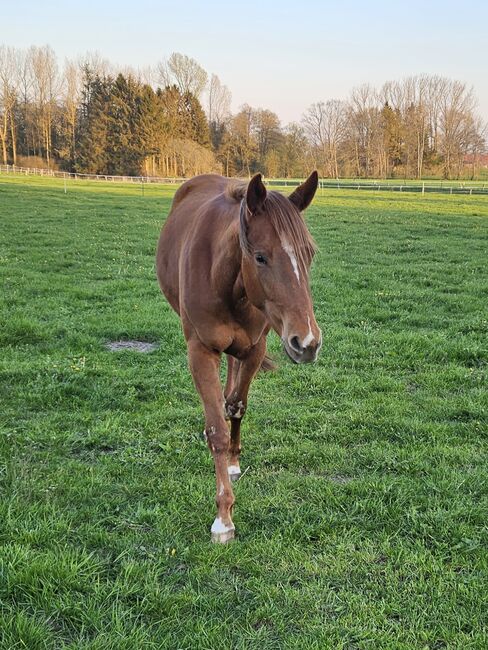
[282,342,301,364]
[282,340,320,365]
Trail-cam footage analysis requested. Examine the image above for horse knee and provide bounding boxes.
[225,395,246,420]
[205,425,230,454]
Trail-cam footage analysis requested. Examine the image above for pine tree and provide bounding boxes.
[76,69,111,173]
[182,91,210,147]
[381,101,403,176]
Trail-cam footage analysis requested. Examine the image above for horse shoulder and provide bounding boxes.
[172,174,227,208]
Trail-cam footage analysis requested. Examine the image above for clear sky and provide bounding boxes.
[3,0,488,125]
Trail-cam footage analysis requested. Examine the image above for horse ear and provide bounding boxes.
[289,171,319,211]
[246,173,267,215]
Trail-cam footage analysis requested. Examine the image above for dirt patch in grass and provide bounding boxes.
[105,340,159,353]
[328,474,355,484]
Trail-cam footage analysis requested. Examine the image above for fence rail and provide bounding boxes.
[1,164,487,196]
[0,164,184,184]
[315,181,488,195]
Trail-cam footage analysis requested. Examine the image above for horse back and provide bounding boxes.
[156,175,239,316]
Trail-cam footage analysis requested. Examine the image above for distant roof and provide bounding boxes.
[464,153,488,165]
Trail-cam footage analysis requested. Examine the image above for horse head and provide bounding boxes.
[240,172,322,363]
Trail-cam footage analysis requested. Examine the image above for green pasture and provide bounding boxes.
[0,174,487,649]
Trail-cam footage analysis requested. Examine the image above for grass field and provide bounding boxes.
[1,174,487,649]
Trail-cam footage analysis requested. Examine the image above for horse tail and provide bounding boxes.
[260,354,276,372]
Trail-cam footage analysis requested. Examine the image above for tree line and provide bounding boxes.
[0,45,486,179]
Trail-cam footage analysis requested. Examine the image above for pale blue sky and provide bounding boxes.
[4,0,488,124]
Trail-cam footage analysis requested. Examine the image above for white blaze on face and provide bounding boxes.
[302,315,315,348]
[281,238,300,284]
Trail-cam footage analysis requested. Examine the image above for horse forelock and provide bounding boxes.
[239,191,317,273]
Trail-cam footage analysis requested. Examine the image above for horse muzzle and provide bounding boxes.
[282,333,322,364]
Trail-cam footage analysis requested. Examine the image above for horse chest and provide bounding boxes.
[223,327,254,357]
[225,309,268,359]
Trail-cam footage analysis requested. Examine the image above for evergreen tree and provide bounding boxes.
[182,91,210,147]
[381,101,403,176]
[76,69,111,173]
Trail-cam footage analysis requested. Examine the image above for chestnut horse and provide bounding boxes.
[156,172,321,542]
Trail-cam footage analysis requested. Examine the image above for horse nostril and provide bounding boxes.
[289,335,303,353]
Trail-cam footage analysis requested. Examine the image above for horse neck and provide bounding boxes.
[211,219,244,299]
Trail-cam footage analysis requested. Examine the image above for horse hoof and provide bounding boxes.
[211,529,235,544]
[228,465,241,482]
[210,517,235,544]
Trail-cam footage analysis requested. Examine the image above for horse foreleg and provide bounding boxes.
[187,339,235,543]
[225,337,267,482]
[224,355,240,480]
[224,354,239,401]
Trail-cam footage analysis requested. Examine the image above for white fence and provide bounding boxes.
[1,164,487,195]
[0,164,184,184]
[314,180,488,195]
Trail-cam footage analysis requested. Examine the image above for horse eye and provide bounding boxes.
[255,254,268,266]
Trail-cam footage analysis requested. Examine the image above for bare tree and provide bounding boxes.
[346,85,384,177]
[13,48,34,160]
[439,80,477,178]
[78,51,112,78]
[136,65,157,88]
[157,52,207,98]
[29,45,60,166]
[425,75,447,155]
[0,46,19,164]
[206,73,231,126]
[303,99,348,177]
[61,59,81,168]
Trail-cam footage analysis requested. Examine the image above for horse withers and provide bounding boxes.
[156,172,321,542]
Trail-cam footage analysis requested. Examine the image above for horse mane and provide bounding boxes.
[225,180,247,202]
[237,187,317,273]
